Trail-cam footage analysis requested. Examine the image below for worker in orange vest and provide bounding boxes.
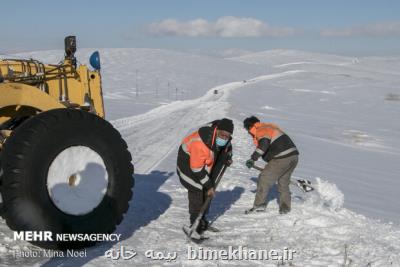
[243,116,298,214]
[177,118,233,237]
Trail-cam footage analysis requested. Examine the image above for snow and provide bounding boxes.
[307,178,344,211]
[0,48,399,266]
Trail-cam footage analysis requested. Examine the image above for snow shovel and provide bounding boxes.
[182,163,229,241]
[252,164,314,193]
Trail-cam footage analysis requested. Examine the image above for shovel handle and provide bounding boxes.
[251,164,314,193]
[252,164,264,171]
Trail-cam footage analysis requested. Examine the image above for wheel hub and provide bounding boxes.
[68,174,79,187]
[47,146,109,215]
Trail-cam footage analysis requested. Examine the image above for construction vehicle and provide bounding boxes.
[0,36,134,249]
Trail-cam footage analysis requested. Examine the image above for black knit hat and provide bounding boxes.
[218,118,234,134]
[243,116,260,130]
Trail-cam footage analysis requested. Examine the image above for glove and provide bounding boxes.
[207,187,215,198]
[245,159,254,169]
[225,153,233,166]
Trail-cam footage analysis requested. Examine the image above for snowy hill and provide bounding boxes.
[229,49,400,80]
[0,49,399,266]
[228,49,357,67]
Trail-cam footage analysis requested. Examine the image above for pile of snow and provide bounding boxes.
[306,177,345,211]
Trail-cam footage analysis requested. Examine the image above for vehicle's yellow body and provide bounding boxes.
[0,58,105,122]
[0,48,105,149]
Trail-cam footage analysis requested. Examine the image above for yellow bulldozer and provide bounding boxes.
[0,36,134,249]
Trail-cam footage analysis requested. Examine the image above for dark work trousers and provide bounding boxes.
[188,147,230,226]
[188,189,208,225]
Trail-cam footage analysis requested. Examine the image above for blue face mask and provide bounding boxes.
[216,137,228,147]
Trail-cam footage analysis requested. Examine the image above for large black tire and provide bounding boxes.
[0,109,134,249]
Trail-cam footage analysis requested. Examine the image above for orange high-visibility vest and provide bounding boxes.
[249,122,283,146]
[181,128,217,173]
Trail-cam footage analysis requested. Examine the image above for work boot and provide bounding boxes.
[279,203,291,214]
[245,204,266,214]
[189,214,207,235]
[196,218,209,234]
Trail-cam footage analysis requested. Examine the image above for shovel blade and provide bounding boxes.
[183,225,208,243]
[297,179,314,192]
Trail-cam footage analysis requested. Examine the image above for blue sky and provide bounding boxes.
[1,0,400,55]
